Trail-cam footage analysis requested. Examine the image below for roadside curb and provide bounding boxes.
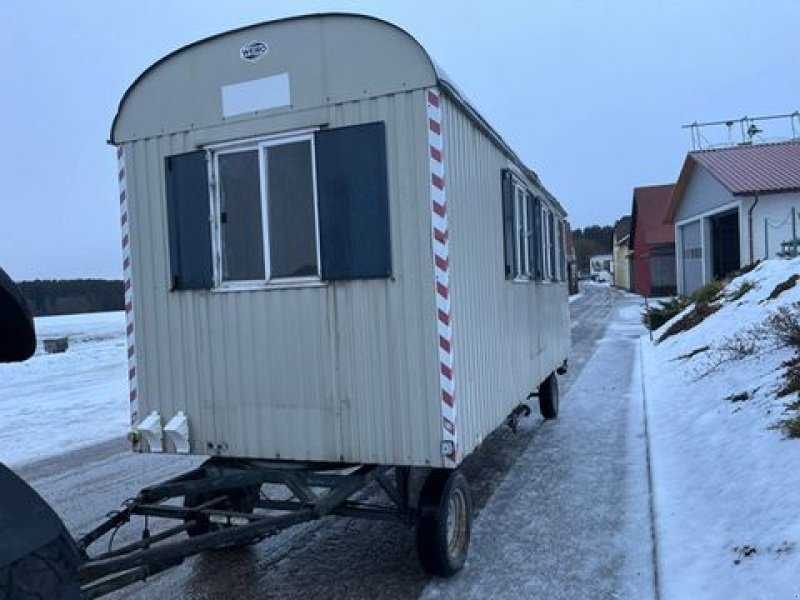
[639,335,662,600]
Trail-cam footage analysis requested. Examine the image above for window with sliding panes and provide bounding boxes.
[501,169,540,281]
[525,192,537,277]
[541,207,551,279]
[215,135,318,284]
[547,210,557,281]
[514,183,534,278]
[163,121,392,291]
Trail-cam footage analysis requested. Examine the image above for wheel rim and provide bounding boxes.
[446,488,467,557]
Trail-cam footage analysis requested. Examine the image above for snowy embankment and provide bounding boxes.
[0,311,129,467]
[643,258,800,598]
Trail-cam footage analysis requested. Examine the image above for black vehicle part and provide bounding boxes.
[415,469,472,577]
[538,372,560,419]
[505,403,532,433]
[0,267,36,363]
[0,535,83,600]
[0,463,82,598]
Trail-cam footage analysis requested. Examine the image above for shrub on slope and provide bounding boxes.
[651,257,800,437]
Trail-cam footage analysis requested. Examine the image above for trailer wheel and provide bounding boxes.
[184,484,261,539]
[538,372,559,419]
[415,469,472,577]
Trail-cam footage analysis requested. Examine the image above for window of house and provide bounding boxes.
[212,134,319,286]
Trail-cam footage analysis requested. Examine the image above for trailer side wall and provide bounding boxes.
[441,95,570,458]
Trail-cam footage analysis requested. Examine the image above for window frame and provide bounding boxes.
[547,210,557,282]
[541,206,551,280]
[208,130,322,291]
[512,179,535,280]
[506,171,568,284]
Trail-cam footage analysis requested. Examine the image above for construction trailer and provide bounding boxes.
[91,13,572,585]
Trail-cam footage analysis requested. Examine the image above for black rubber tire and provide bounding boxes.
[415,469,472,577]
[0,267,36,363]
[0,535,82,599]
[184,484,261,539]
[538,372,559,419]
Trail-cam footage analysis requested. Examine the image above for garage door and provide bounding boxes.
[680,221,703,295]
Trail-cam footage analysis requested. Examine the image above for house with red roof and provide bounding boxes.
[665,141,800,295]
[630,184,677,297]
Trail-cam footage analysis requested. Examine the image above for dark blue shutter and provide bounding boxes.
[501,170,514,279]
[164,150,213,290]
[315,122,391,280]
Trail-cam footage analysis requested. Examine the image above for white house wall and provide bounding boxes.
[675,165,735,223]
[744,192,800,261]
[612,239,630,290]
[676,164,742,294]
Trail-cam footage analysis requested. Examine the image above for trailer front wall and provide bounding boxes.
[441,96,570,458]
[124,89,442,466]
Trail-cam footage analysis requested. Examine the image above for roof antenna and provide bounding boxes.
[683,110,797,149]
[725,121,734,146]
[747,122,763,141]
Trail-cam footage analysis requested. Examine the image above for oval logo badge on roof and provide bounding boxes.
[240,41,268,63]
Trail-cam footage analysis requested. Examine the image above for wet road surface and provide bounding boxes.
[22,284,650,599]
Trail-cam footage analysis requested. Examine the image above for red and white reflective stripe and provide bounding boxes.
[427,88,457,465]
[118,146,138,427]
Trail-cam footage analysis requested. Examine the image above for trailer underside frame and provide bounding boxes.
[76,457,420,597]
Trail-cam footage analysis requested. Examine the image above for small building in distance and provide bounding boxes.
[665,141,800,295]
[612,216,632,290]
[565,222,579,294]
[630,184,677,297]
[589,253,613,283]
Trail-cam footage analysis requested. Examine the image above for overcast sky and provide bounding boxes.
[2,0,798,280]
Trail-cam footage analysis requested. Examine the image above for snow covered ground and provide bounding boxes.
[643,258,800,598]
[0,311,129,467]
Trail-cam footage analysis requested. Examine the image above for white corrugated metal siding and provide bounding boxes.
[441,95,570,458]
[125,90,442,466]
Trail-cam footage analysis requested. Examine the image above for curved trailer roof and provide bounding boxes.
[110,12,564,215]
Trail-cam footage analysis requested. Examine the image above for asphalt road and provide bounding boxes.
[22,283,648,599]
